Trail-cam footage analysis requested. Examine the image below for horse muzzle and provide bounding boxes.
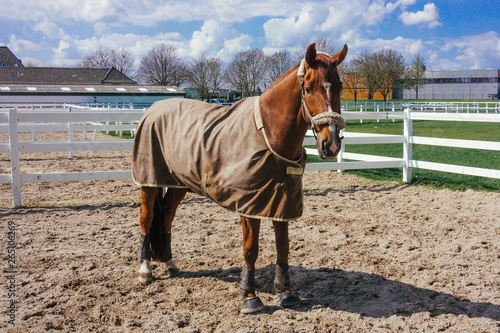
[316,124,342,159]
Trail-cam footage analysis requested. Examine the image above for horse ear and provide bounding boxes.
[331,44,348,66]
[305,43,317,66]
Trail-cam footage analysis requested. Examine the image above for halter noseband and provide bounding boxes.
[297,54,346,134]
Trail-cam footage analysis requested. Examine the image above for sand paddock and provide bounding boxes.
[1,138,499,332]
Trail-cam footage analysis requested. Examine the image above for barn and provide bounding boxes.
[0,47,185,106]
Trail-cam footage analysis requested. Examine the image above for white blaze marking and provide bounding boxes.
[324,82,333,112]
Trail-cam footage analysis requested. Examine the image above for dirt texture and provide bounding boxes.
[1,135,499,332]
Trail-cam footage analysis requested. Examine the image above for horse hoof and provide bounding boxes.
[278,292,300,308]
[241,297,265,314]
[165,259,179,278]
[165,268,179,278]
[138,272,153,285]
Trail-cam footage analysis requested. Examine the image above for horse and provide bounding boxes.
[131,42,348,314]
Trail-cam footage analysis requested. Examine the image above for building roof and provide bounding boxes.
[0,84,184,95]
[0,66,136,85]
[0,46,24,67]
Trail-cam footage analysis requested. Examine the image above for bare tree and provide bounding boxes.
[111,48,135,79]
[225,49,267,97]
[352,50,377,100]
[297,36,336,59]
[340,60,366,104]
[343,49,406,102]
[24,60,40,67]
[266,50,296,84]
[80,48,114,68]
[371,49,407,102]
[186,55,224,101]
[309,36,336,55]
[136,44,186,86]
[79,48,135,78]
[406,54,426,99]
[206,57,225,100]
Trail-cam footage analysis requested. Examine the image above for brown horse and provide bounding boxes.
[132,43,347,314]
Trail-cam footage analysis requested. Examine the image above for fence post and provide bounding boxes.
[68,111,74,158]
[403,108,413,183]
[337,128,345,173]
[8,109,22,207]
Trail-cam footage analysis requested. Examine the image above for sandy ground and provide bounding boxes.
[1,133,499,332]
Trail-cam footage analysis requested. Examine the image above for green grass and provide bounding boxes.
[308,119,500,192]
[106,131,134,139]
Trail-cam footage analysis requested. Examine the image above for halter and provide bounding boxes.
[297,53,346,137]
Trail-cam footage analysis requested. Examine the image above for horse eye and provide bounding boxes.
[305,87,311,94]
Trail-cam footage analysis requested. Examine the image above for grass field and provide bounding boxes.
[308,119,500,192]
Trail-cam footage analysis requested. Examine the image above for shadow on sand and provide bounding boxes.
[172,264,500,321]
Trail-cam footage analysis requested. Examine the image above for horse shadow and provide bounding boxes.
[172,264,500,320]
[303,184,403,197]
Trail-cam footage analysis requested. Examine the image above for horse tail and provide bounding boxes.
[149,188,168,261]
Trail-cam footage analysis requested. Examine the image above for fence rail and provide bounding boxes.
[1,105,500,207]
[342,101,500,113]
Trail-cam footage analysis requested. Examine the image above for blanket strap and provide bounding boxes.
[201,172,208,197]
[253,98,304,175]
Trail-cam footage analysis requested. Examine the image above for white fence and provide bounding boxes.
[1,106,500,207]
[342,101,500,113]
[305,111,500,182]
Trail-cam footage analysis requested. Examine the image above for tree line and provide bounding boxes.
[79,38,426,101]
[342,50,426,102]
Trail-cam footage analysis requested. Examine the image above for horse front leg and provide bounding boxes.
[273,221,300,308]
[240,216,265,314]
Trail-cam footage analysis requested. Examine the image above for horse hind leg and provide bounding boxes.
[154,187,187,277]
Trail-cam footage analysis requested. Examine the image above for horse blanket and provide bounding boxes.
[132,96,307,221]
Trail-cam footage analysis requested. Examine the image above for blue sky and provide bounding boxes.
[1,0,499,70]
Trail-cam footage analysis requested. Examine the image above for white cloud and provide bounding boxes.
[263,7,318,47]
[8,35,41,53]
[93,22,112,36]
[363,35,423,53]
[451,31,500,69]
[217,34,253,62]
[399,3,441,28]
[47,31,187,66]
[190,20,229,58]
[390,0,417,11]
[2,0,496,71]
[318,1,364,32]
[34,21,65,39]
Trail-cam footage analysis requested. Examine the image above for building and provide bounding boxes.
[0,46,23,67]
[0,46,185,105]
[342,74,394,100]
[404,68,500,100]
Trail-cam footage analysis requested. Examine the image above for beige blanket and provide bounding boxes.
[132,96,307,221]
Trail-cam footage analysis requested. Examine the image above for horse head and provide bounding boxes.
[299,43,348,159]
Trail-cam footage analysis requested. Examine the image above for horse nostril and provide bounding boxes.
[321,139,328,153]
